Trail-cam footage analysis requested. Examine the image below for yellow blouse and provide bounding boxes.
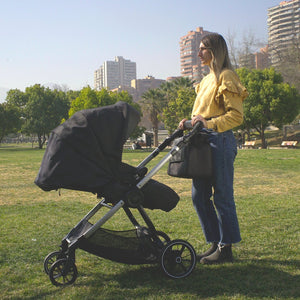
[192,69,248,132]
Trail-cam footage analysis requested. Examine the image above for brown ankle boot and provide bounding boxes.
[196,243,218,261]
[200,244,233,264]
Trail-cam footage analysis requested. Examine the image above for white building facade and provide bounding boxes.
[268,0,300,65]
[94,56,136,90]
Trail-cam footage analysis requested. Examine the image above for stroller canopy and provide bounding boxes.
[35,101,140,193]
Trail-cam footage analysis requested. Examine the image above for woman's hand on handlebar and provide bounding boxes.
[191,115,207,128]
[178,118,187,130]
[179,116,207,130]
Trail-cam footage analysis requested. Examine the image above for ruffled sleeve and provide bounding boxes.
[205,70,248,132]
[195,82,201,94]
[216,70,248,102]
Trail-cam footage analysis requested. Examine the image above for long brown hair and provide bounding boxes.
[201,33,233,81]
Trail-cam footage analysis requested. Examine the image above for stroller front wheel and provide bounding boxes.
[49,258,78,286]
[160,239,196,279]
[44,251,66,275]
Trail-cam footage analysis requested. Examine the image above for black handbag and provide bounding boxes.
[167,132,213,179]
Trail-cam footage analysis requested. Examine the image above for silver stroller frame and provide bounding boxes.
[44,121,202,286]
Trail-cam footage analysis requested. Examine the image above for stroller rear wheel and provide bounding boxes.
[44,251,66,275]
[49,258,78,286]
[160,239,196,279]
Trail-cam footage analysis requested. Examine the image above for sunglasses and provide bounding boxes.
[199,47,211,51]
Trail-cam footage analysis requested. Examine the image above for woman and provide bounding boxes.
[179,33,248,264]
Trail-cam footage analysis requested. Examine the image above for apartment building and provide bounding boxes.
[255,46,270,69]
[179,27,212,82]
[239,46,270,69]
[268,0,300,65]
[109,75,165,102]
[94,56,136,90]
[131,76,165,102]
[110,76,165,129]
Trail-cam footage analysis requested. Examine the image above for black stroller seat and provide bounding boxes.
[35,101,179,212]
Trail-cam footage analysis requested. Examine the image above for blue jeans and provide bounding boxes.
[192,130,241,245]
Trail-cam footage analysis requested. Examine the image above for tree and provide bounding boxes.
[110,90,144,139]
[68,86,135,117]
[226,29,266,69]
[162,88,196,132]
[68,86,105,117]
[65,89,80,104]
[274,36,300,92]
[110,90,141,114]
[138,78,195,138]
[226,30,239,69]
[237,67,300,148]
[0,102,22,143]
[160,77,196,133]
[5,89,28,122]
[171,76,195,89]
[23,84,70,149]
[6,88,28,108]
[140,88,166,147]
[69,87,143,140]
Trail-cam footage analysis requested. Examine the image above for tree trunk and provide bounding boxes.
[260,126,267,149]
[38,134,46,149]
[243,128,251,142]
[283,125,287,139]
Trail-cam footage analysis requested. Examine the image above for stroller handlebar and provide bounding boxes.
[183,120,192,130]
[161,120,204,148]
[137,120,203,172]
[183,120,203,131]
[180,120,203,145]
[136,120,203,170]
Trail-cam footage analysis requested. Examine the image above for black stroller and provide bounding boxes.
[35,101,204,286]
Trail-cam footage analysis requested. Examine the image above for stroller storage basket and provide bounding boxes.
[79,227,158,265]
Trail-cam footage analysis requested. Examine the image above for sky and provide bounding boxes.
[0,0,280,102]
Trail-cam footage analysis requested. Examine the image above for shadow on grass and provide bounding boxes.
[74,259,300,299]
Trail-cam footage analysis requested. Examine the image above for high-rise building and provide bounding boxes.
[255,46,270,69]
[268,0,300,65]
[94,56,136,90]
[131,76,165,102]
[110,75,165,103]
[110,76,165,129]
[239,46,270,70]
[179,27,212,82]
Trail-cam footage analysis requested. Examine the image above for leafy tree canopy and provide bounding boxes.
[23,84,70,148]
[69,86,141,116]
[68,86,143,140]
[159,77,196,133]
[0,102,22,143]
[140,88,166,146]
[162,88,196,132]
[237,67,300,148]
[6,88,28,108]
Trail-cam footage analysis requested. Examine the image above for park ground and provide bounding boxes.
[0,145,299,299]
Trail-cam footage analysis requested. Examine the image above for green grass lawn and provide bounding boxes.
[0,146,299,299]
